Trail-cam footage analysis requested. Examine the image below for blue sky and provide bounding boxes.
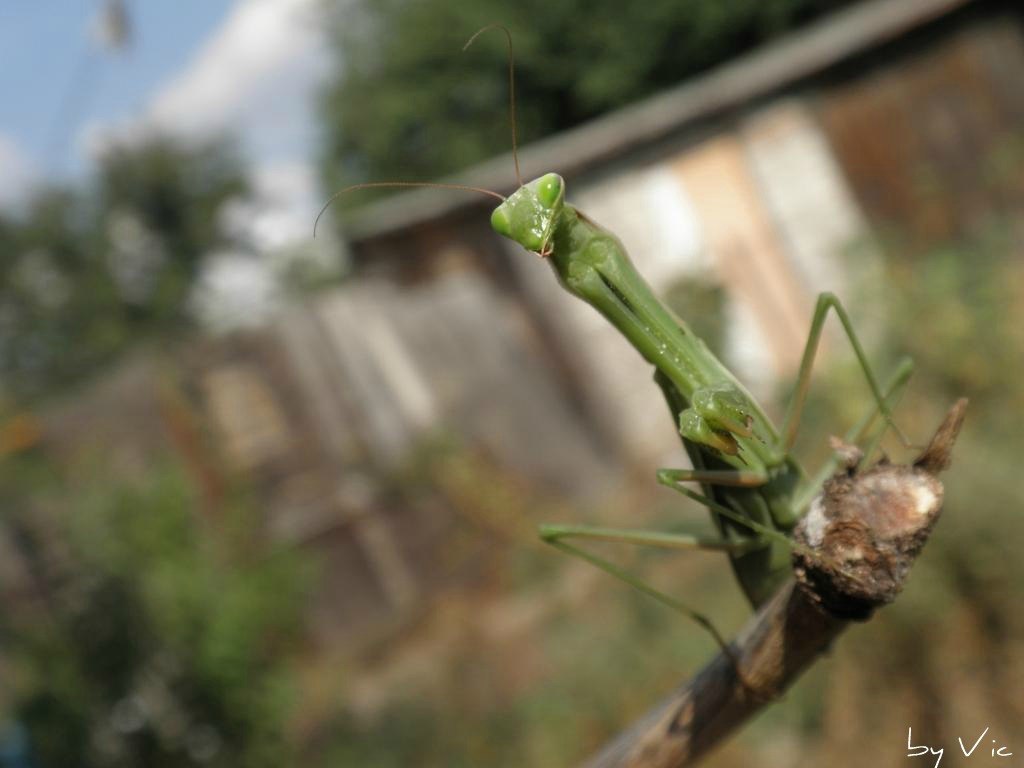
[0,0,330,217]
[0,0,336,329]
[0,2,234,180]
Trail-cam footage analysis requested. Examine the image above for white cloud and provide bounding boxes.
[0,133,38,212]
[147,0,329,148]
[189,250,283,332]
[79,0,341,330]
[247,161,322,251]
[84,0,331,163]
[222,160,348,283]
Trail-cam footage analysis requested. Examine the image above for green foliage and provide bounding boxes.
[0,136,249,401]
[320,581,740,767]
[319,0,858,191]
[779,221,1024,754]
[872,225,1024,631]
[881,229,1023,419]
[0,457,309,767]
[95,137,250,315]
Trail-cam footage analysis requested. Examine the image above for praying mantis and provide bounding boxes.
[321,25,916,649]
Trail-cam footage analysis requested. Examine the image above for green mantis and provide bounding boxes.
[495,169,912,614]
[325,25,916,647]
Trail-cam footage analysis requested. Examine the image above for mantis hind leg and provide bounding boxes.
[793,356,915,513]
[539,523,772,698]
[778,292,914,454]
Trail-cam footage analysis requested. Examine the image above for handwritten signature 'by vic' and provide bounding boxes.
[908,726,1014,767]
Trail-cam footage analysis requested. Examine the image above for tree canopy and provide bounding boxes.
[0,136,249,401]
[1,457,307,767]
[319,0,859,190]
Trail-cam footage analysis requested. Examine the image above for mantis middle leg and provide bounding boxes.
[539,522,759,655]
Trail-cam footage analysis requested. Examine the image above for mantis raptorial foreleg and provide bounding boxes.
[778,292,913,453]
[657,363,910,553]
[654,468,768,487]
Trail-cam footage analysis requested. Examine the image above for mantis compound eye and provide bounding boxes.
[491,206,513,238]
[537,173,562,208]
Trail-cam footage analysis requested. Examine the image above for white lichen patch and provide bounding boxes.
[910,481,939,517]
[804,496,828,548]
[836,544,865,563]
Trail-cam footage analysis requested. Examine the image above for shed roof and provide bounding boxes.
[343,0,974,241]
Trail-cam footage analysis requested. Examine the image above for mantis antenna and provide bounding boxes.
[313,181,505,238]
[463,23,522,188]
[314,23,523,238]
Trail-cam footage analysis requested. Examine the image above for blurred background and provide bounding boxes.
[1,0,1023,765]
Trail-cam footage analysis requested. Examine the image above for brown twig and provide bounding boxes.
[583,398,968,768]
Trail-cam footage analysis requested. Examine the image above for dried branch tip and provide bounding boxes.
[793,399,967,620]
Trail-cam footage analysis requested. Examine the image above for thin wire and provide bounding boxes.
[313,182,505,238]
[46,1,133,175]
[463,24,522,188]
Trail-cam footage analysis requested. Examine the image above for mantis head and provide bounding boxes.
[490,173,564,256]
